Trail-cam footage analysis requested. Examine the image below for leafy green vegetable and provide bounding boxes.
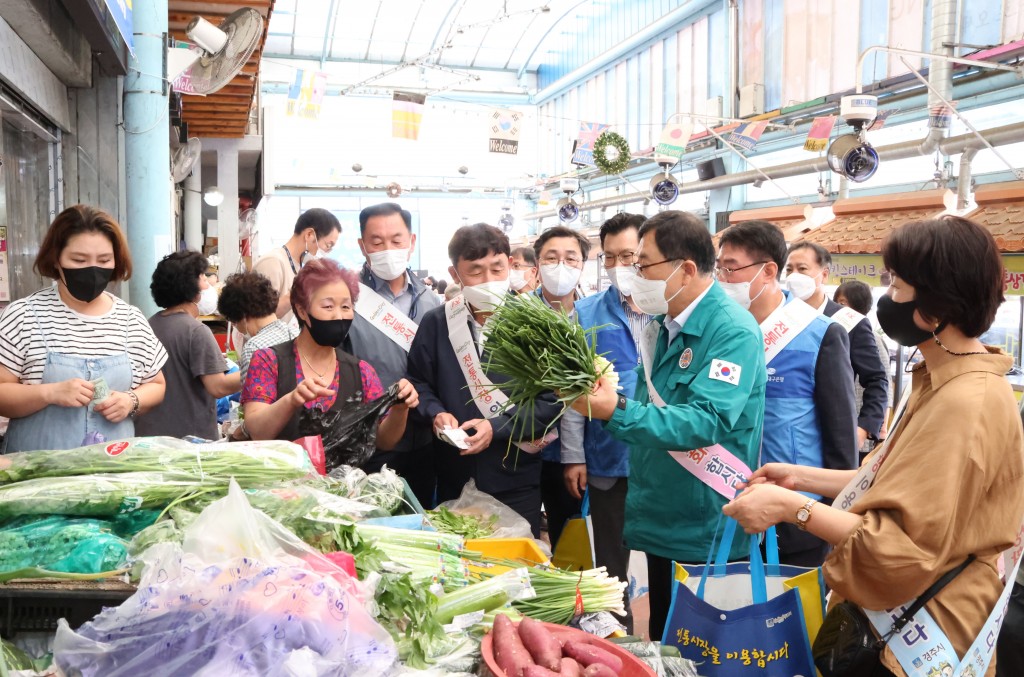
[427,505,498,539]
[484,293,616,431]
[0,437,314,485]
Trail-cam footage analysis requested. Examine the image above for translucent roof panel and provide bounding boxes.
[265,0,617,73]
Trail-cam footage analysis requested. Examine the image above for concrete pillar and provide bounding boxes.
[124,0,170,317]
[184,161,202,250]
[217,147,239,276]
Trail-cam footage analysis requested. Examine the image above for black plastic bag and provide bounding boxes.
[297,383,401,471]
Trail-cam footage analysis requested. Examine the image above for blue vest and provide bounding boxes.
[571,289,639,478]
[762,296,831,486]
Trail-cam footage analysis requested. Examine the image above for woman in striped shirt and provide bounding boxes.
[0,205,167,452]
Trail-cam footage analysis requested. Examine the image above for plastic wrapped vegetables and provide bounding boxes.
[0,437,314,485]
[0,516,129,575]
[0,472,216,521]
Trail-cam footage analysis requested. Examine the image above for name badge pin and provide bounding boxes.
[679,348,693,369]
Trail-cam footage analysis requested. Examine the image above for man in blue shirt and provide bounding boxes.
[717,220,858,566]
[561,212,651,632]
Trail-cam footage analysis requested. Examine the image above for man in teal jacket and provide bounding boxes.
[571,210,766,641]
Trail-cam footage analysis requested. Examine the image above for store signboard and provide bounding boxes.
[830,254,1024,297]
[103,0,133,53]
[827,255,885,287]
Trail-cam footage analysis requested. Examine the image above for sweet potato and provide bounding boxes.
[523,667,561,677]
[563,641,624,673]
[560,657,583,677]
[493,613,536,677]
[517,617,562,670]
[583,665,618,677]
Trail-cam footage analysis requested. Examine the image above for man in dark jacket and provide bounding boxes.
[347,203,440,506]
[406,223,560,535]
[785,241,889,450]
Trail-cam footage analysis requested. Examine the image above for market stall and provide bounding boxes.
[0,434,691,676]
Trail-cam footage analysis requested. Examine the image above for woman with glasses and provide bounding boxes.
[725,216,1024,676]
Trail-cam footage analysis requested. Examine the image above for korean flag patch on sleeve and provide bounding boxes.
[709,359,742,386]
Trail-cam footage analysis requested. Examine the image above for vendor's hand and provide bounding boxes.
[393,378,419,410]
[569,375,618,421]
[857,426,869,448]
[434,412,459,435]
[290,378,333,408]
[45,378,94,408]
[738,462,802,491]
[94,391,133,423]
[564,463,587,500]
[722,483,804,535]
[460,418,493,456]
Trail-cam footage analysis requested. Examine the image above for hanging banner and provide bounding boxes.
[488,108,523,154]
[571,121,611,166]
[803,115,837,152]
[287,70,328,119]
[392,91,427,140]
[726,121,769,151]
[867,108,899,132]
[654,120,695,161]
[103,0,134,54]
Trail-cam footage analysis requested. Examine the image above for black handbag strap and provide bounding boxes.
[883,555,976,641]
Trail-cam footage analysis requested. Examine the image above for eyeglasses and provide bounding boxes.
[631,259,678,276]
[510,263,534,271]
[540,255,583,267]
[714,261,768,279]
[597,251,638,268]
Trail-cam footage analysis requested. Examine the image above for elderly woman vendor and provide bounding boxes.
[724,216,1024,677]
[240,259,417,448]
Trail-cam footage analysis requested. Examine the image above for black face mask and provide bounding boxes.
[304,313,352,348]
[61,266,114,303]
[876,295,936,347]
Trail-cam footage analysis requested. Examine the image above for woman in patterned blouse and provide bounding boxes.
[241,258,417,446]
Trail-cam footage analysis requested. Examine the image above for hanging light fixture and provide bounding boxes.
[203,187,225,206]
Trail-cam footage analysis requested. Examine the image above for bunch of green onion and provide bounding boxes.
[512,566,627,625]
[426,506,498,539]
[484,293,617,424]
[0,438,314,485]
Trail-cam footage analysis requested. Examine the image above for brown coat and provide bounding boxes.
[822,349,1024,677]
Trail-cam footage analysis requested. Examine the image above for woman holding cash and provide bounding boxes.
[0,205,167,452]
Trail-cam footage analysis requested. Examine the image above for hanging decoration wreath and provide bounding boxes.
[593,131,632,174]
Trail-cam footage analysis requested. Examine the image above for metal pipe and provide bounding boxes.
[525,122,1024,219]
[854,46,1023,94]
[838,175,850,200]
[957,147,978,210]
[728,0,739,119]
[918,0,957,154]
[124,0,171,315]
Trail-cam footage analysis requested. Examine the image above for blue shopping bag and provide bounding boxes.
[662,517,817,677]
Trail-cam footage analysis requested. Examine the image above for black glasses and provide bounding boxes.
[598,251,638,268]
[714,261,768,279]
[632,259,678,275]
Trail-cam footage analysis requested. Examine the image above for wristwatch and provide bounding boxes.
[795,499,817,531]
[616,394,628,411]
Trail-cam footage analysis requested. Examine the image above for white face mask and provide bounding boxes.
[630,262,684,316]
[509,269,529,291]
[367,248,410,281]
[607,266,637,297]
[196,285,219,316]
[460,278,510,312]
[784,272,818,301]
[719,264,769,310]
[540,263,582,297]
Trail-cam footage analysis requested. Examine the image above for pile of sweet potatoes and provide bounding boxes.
[490,613,625,677]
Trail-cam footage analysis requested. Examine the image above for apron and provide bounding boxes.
[2,300,135,453]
